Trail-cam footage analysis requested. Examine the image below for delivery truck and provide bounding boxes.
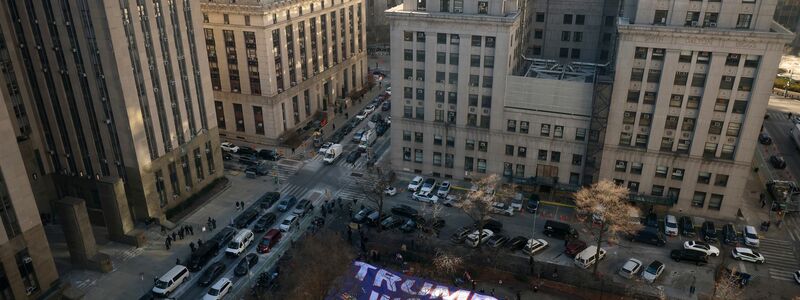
[323,144,343,164]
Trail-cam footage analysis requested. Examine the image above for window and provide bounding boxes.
[576,15,585,25]
[507,120,517,132]
[698,172,711,184]
[686,97,700,109]
[615,160,628,172]
[677,139,690,153]
[403,130,411,141]
[403,147,412,161]
[433,152,442,166]
[665,116,679,129]
[417,0,427,10]
[478,1,488,14]
[470,55,481,67]
[720,76,735,89]
[655,166,668,177]
[571,49,581,59]
[518,147,527,157]
[440,0,450,12]
[469,75,479,87]
[450,34,460,45]
[449,73,458,85]
[685,11,700,26]
[709,121,723,135]
[714,98,729,112]
[415,149,424,162]
[436,52,446,64]
[540,124,550,136]
[605,15,615,26]
[563,14,573,24]
[653,10,668,25]
[224,14,230,24]
[448,92,457,104]
[471,35,482,47]
[630,162,643,174]
[672,168,684,181]
[682,118,695,131]
[437,33,447,44]
[404,49,413,61]
[691,73,706,87]
[477,159,487,173]
[414,132,424,143]
[449,53,459,65]
[464,157,474,171]
[559,48,569,58]
[416,88,425,100]
[652,48,665,60]
[726,54,741,66]
[417,70,426,81]
[744,55,760,68]
[639,113,652,126]
[674,72,688,86]
[631,68,644,81]
[454,0,463,12]
[627,91,640,103]
[538,150,548,161]
[572,154,583,166]
[445,154,454,168]
[485,37,495,48]
[732,101,748,114]
[692,192,706,207]
[467,114,477,126]
[561,31,571,41]
[484,56,494,68]
[575,128,586,141]
[679,51,693,62]
[661,137,674,151]
[435,72,445,83]
[417,32,426,42]
[465,139,475,150]
[668,188,681,201]
[519,121,530,133]
[634,47,648,59]
[628,181,640,193]
[647,69,661,83]
[503,162,513,176]
[536,13,545,22]
[434,135,443,145]
[635,134,649,148]
[708,194,723,210]
[551,151,561,162]
[715,174,729,187]
[534,30,543,39]
[619,132,632,145]
[720,144,735,160]
[404,106,413,118]
[416,50,425,62]
[726,122,741,137]
[651,185,664,197]
[532,46,542,55]
[696,51,710,64]
[415,107,425,120]
[478,141,488,152]
[736,14,752,29]
[704,142,717,157]
[738,78,754,91]
[404,87,413,99]
[505,145,514,155]
[669,94,683,107]
[553,126,563,138]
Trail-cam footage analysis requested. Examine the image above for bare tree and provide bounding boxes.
[573,180,642,275]
[358,163,395,232]
[432,250,463,278]
[268,229,357,300]
[456,174,514,246]
[713,265,745,300]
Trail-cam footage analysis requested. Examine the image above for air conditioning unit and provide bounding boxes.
[724,76,733,82]
[709,22,717,27]
[278,88,283,92]
[469,107,476,113]
[482,108,489,114]
[417,77,423,81]
[624,111,634,118]
[665,130,673,136]
[727,137,735,143]
[682,132,691,138]
[710,135,718,141]
[406,76,412,80]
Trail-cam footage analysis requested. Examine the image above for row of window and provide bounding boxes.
[614,160,728,186]
[534,13,588,25]
[654,8,753,30]
[613,178,724,210]
[506,120,588,141]
[205,0,349,25]
[403,32,496,48]
[403,50,495,68]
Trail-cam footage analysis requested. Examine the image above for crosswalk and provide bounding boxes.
[759,237,799,281]
[278,183,313,200]
[783,215,800,242]
[335,180,370,204]
[307,153,370,170]
[766,110,798,122]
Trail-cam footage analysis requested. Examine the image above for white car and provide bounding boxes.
[407,176,424,192]
[443,195,460,207]
[642,260,665,283]
[491,202,514,216]
[523,238,549,255]
[619,258,643,279]
[221,142,239,153]
[794,270,800,284]
[279,215,298,232]
[465,229,494,247]
[510,193,524,211]
[664,214,678,236]
[412,191,439,204]
[437,181,451,197]
[318,142,333,155]
[684,241,720,256]
[420,178,437,194]
[384,187,397,196]
[731,247,765,263]
[355,110,368,120]
[742,225,760,247]
[364,104,376,114]
[202,278,232,300]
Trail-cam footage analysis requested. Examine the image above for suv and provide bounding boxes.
[292,199,312,217]
[543,220,578,240]
[277,196,297,212]
[679,216,695,237]
[701,221,718,243]
[630,228,666,246]
[258,149,281,161]
[721,224,738,245]
[407,176,424,192]
[564,239,588,257]
[526,194,540,213]
[245,161,269,178]
[670,249,708,266]
[253,213,277,233]
[491,202,514,216]
[420,178,437,194]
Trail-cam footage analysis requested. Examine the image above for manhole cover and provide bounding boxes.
[351,172,363,177]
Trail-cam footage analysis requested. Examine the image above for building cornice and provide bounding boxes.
[200,0,359,15]
[385,6,519,25]
[618,22,794,52]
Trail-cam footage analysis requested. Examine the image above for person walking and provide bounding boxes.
[211,218,217,229]
[178,230,184,240]
[189,242,196,253]
[171,232,177,241]
[176,258,181,265]
[235,202,240,210]
[165,238,171,250]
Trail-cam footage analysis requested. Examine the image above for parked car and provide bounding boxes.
[465,229,494,247]
[237,146,257,156]
[443,195,460,207]
[670,249,708,266]
[258,149,281,161]
[420,178,437,194]
[352,207,376,224]
[245,161,269,178]
[253,213,277,233]
[642,260,665,283]
[209,227,237,250]
[722,265,752,288]
[506,236,528,251]
[412,190,439,204]
[292,199,312,217]
[384,187,397,196]
[701,221,719,243]
[510,193,524,211]
[644,212,659,228]
[630,228,666,246]
[574,246,606,269]
[221,142,240,153]
[418,217,445,233]
[543,220,578,239]
[380,215,405,230]
[475,219,504,233]
[279,215,299,232]
[345,151,362,163]
[437,181,451,197]
[238,154,260,166]
[390,205,419,219]
[758,132,773,145]
[258,192,281,210]
[407,176,424,192]
[619,258,643,279]
[277,196,297,212]
[526,194,540,213]
[722,224,739,245]
[234,253,259,276]
[399,218,417,233]
[202,278,232,300]
[318,142,334,155]
[683,241,720,256]
[564,239,588,257]
[679,216,695,237]
[491,202,514,216]
[355,110,368,120]
[742,225,760,247]
[222,152,233,161]
[523,238,549,255]
[234,209,259,229]
[770,155,787,169]
[381,101,391,111]
[351,129,366,143]
[731,247,765,263]
[450,227,474,244]
[664,215,679,236]
[198,262,227,287]
[486,235,509,248]
[364,104,376,114]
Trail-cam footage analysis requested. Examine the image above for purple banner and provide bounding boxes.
[327,261,498,300]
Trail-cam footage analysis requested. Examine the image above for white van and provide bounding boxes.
[225,229,255,256]
[574,246,606,269]
[152,265,190,296]
[743,225,760,247]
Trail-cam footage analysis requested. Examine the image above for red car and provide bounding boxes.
[564,239,588,257]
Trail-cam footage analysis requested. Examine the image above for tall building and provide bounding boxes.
[774,0,800,53]
[200,0,368,147]
[598,0,793,218]
[0,0,223,227]
[366,0,399,44]
[0,94,60,298]
[527,0,619,63]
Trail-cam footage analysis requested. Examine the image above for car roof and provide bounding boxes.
[735,247,755,254]
[648,260,664,268]
[625,258,642,267]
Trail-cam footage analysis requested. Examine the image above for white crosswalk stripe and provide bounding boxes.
[279,183,311,199]
[783,215,800,242]
[767,110,796,121]
[759,238,799,281]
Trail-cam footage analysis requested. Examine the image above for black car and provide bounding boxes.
[222,152,233,161]
[352,207,376,224]
[526,194,540,213]
[722,223,738,245]
[253,213,277,233]
[258,149,281,161]
[506,236,528,251]
[198,261,227,286]
[376,124,389,136]
[380,215,405,230]
[234,253,259,276]
[259,192,281,210]
[701,221,718,243]
[370,113,383,123]
[679,216,695,237]
[474,219,504,233]
[670,249,708,266]
[399,218,417,233]
[770,155,787,169]
[630,228,666,246]
[758,133,773,145]
[644,213,659,228]
[381,101,391,111]
[238,146,257,156]
[450,226,474,243]
[390,205,419,219]
[238,154,260,166]
[210,227,237,250]
[331,133,345,144]
[418,217,445,233]
[188,241,220,272]
[234,209,260,229]
[486,235,509,248]
[345,151,362,163]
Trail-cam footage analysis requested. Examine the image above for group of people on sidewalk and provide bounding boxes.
[162,224,195,250]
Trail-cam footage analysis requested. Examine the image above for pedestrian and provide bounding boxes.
[198,239,204,247]
[471,280,477,291]
[189,225,194,235]
[178,230,184,240]
[208,216,212,224]
[762,199,767,208]
[353,198,357,206]
[165,240,170,250]
[235,202,240,210]
[347,227,352,241]
[490,288,495,296]
[533,285,539,293]
[160,225,166,234]
[176,258,181,265]
[777,219,783,228]
[171,232,177,241]
[190,242,196,252]
[211,218,217,229]
[332,123,336,130]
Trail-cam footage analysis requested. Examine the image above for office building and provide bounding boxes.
[774,0,800,53]
[0,0,223,229]
[366,0,399,44]
[200,0,368,147]
[527,0,619,63]
[598,0,793,218]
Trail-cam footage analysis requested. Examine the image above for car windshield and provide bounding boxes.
[279,200,288,205]
[646,264,660,273]
[745,232,758,239]
[228,241,240,249]
[208,288,221,296]
[282,219,291,225]
[260,238,271,246]
[666,221,677,228]
[154,279,170,289]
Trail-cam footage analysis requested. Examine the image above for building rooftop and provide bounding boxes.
[519,57,607,83]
